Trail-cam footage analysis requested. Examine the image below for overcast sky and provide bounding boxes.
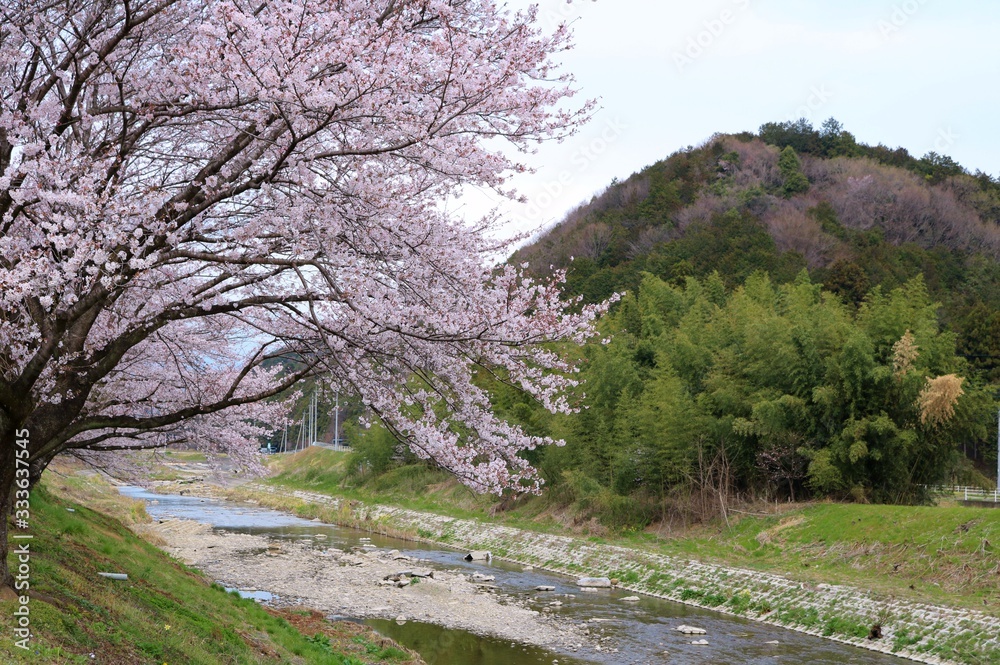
[464,0,1000,242]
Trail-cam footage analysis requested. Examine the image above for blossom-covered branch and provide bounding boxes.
[0,0,603,565]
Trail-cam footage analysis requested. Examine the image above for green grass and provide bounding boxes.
[260,449,1000,615]
[265,448,491,522]
[647,503,1000,609]
[264,448,602,536]
[1,474,420,665]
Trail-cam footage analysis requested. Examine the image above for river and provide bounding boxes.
[120,486,914,665]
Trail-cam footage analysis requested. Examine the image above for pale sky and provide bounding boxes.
[463,0,1000,242]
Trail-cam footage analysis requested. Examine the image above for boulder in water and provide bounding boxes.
[676,625,707,635]
[464,550,492,561]
[577,577,612,588]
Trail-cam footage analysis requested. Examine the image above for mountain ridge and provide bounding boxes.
[513,119,1000,381]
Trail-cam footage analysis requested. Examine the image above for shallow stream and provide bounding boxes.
[120,486,912,665]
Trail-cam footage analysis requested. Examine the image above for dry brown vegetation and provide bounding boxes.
[918,374,966,426]
[724,137,1000,259]
[517,132,1000,279]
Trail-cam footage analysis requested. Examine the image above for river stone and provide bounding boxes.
[472,573,495,582]
[677,625,707,635]
[534,585,556,591]
[620,596,640,602]
[411,569,433,578]
[97,572,128,581]
[577,577,612,588]
[691,639,709,646]
[465,550,492,561]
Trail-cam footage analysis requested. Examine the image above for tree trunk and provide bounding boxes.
[27,454,52,492]
[1,435,18,591]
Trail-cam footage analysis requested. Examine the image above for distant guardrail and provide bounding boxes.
[311,441,352,452]
[923,485,1000,502]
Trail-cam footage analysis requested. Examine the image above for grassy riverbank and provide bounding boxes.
[0,468,422,665]
[264,448,1000,614]
[209,449,1000,664]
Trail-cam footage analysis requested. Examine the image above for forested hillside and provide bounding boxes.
[347,120,1000,525]
[514,119,1000,382]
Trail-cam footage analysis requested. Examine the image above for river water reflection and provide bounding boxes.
[121,486,912,665]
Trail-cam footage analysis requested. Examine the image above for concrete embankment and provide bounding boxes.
[233,483,1000,665]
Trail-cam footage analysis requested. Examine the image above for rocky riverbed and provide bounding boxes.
[133,463,997,665]
[143,518,601,658]
[228,484,1000,665]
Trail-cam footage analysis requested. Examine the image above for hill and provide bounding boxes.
[513,119,1000,383]
[501,120,1000,510]
[337,120,1000,525]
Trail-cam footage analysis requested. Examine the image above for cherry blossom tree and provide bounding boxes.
[0,0,603,590]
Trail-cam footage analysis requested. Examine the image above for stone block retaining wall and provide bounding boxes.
[244,484,1000,665]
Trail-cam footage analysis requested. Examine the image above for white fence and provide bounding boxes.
[924,485,1000,502]
[311,441,352,452]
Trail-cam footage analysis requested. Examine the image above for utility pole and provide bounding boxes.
[307,392,313,447]
[312,390,318,445]
[996,407,999,492]
[334,389,340,447]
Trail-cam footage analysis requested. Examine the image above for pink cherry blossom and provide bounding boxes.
[0,0,606,585]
